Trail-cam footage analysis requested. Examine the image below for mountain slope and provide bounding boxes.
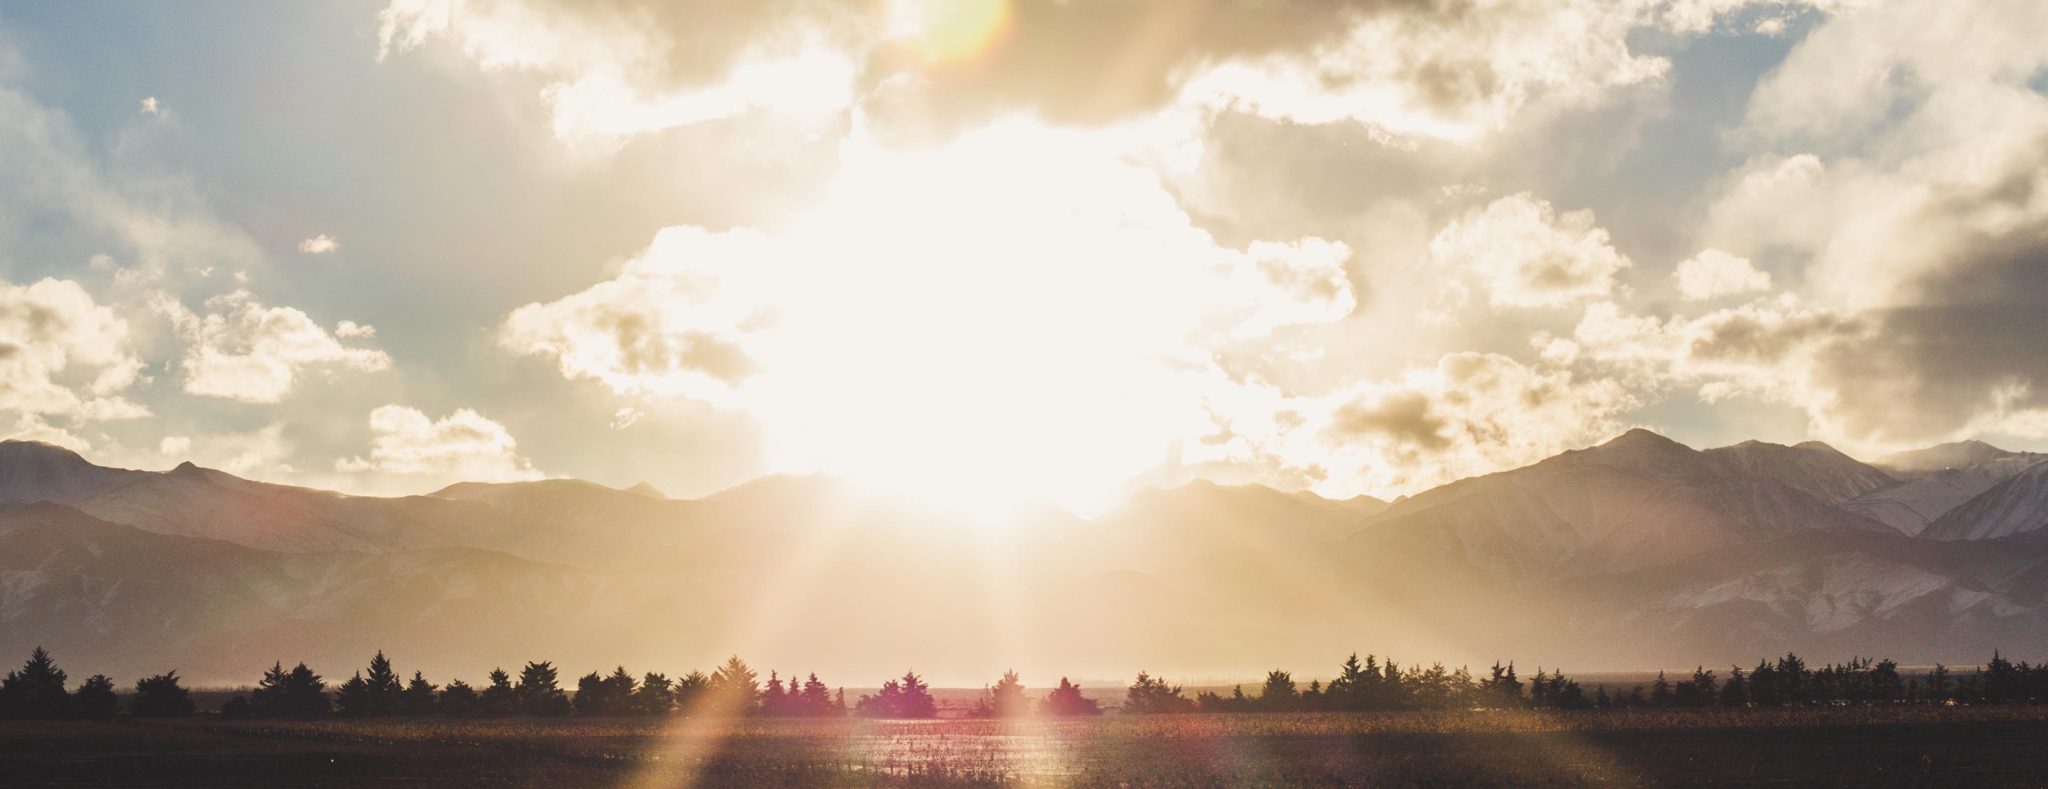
[1844,454,2048,535]
[1923,460,2048,540]
[1346,429,1896,580]
[1700,440,1896,505]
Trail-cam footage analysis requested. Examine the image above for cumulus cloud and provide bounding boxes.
[1674,249,1772,300]
[502,120,1355,510]
[160,290,391,403]
[139,96,165,117]
[1184,352,1639,497]
[0,278,149,427]
[1430,193,1630,308]
[1681,0,2048,449]
[337,405,542,483]
[298,234,339,254]
[375,0,1802,146]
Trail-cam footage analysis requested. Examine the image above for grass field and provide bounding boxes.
[5,706,2048,786]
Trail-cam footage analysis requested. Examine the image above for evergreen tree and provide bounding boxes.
[364,651,403,715]
[974,670,1030,718]
[1328,653,1368,711]
[707,656,760,715]
[401,672,438,716]
[802,673,833,717]
[1258,670,1299,712]
[762,671,788,716]
[1042,677,1101,716]
[1927,664,1951,704]
[0,647,71,719]
[1650,671,1673,707]
[252,662,331,718]
[439,680,480,716]
[1720,666,1749,707]
[516,661,571,717]
[73,674,119,721]
[854,671,935,719]
[1123,671,1194,714]
[334,672,372,716]
[634,673,675,716]
[130,672,194,718]
[1749,660,1781,706]
[477,668,516,716]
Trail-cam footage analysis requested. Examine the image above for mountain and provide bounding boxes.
[1345,429,1895,581]
[1699,440,1896,505]
[1875,440,2027,476]
[8,432,2048,680]
[1843,452,2048,535]
[1922,460,2048,540]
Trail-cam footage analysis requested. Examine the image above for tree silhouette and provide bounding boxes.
[634,672,675,716]
[1258,670,1299,712]
[974,670,1031,718]
[439,679,480,716]
[707,656,760,715]
[0,647,70,719]
[517,661,571,717]
[1720,666,1749,707]
[1122,671,1194,714]
[477,668,516,716]
[674,670,709,711]
[73,674,119,721]
[574,667,636,716]
[1042,677,1101,716]
[252,662,331,718]
[802,673,835,717]
[130,672,194,718]
[857,671,937,719]
[401,672,438,716]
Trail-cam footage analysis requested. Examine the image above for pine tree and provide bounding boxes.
[802,673,832,717]
[634,672,674,716]
[440,680,480,716]
[0,647,71,719]
[516,661,571,717]
[976,670,1030,718]
[1720,666,1749,707]
[130,672,194,718]
[1258,670,1299,712]
[364,651,403,715]
[401,672,438,716]
[1650,671,1673,707]
[708,656,760,715]
[1042,677,1100,716]
[478,668,516,716]
[73,674,119,721]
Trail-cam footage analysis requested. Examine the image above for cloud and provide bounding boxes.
[0,278,149,426]
[1674,249,1771,300]
[158,435,191,456]
[160,290,392,403]
[298,234,339,254]
[1430,193,1630,308]
[1184,352,1639,497]
[337,405,542,483]
[375,0,1800,147]
[501,119,1355,510]
[139,96,165,117]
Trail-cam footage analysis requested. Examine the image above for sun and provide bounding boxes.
[888,0,1013,64]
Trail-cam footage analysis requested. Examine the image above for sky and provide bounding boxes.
[1,0,2044,514]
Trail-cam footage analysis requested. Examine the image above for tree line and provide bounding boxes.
[7,646,2048,721]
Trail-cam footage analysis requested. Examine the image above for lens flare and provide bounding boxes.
[890,0,1012,63]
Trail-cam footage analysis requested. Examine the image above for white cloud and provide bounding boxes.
[160,290,391,403]
[158,435,191,456]
[334,320,376,339]
[338,405,542,483]
[139,96,164,117]
[1674,249,1772,300]
[298,234,339,254]
[0,278,149,425]
[502,119,1355,512]
[1430,193,1631,308]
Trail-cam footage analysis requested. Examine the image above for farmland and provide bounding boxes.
[6,706,2048,787]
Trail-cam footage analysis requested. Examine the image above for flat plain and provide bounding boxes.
[6,706,2048,787]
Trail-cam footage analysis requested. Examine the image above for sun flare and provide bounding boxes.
[888,0,1012,64]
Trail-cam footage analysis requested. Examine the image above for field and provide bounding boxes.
[5,706,2048,787]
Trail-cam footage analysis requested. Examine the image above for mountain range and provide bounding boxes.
[3,431,2046,685]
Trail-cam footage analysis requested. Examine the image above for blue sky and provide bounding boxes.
[2,1,2043,509]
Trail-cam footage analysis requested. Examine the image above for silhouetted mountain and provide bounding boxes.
[1875,440,2029,476]
[7,432,2048,678]
[1348,429,1894,580]
[1700,440,1896,505]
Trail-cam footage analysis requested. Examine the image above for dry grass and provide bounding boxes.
[5,706,2047,786]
